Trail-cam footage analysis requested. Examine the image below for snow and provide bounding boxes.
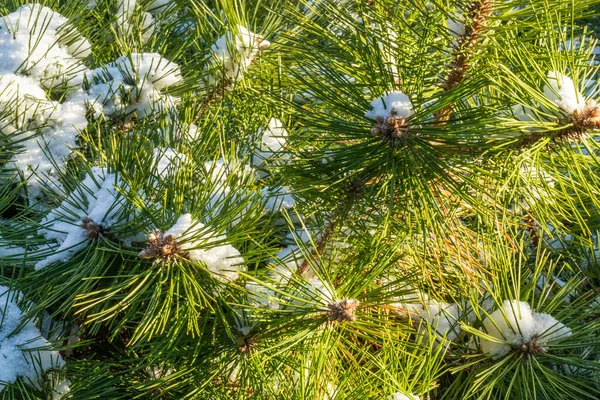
[246,281,280,310]
[202,158,257,225]
[447,14,465,40]
[289,276,334,308]
[152,147,188,177]
[35,167,123,270]
[0,74,55,130]
[0,5,94,199]
[416,301,460,342]
[148,0,174,14]
[0,285,65,393]
[543,71,586,114]
[517,160,555,208]
[254,118,289,166]
[479,300,572,359]
[0,4,90,89]
[365,91,413,120]
[52,379,71,399]
[262,186,296,213]
[116,0,155,44]
[86,53,183,119]
[0,234,27,258]
[164,214,245,282]
[204,25,270,85]
[395,291,460,344]
[389,393,420,400]
[542,223,573,251]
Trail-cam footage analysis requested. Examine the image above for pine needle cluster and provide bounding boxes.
[0,0,599,399]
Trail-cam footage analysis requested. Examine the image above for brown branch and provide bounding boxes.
[517,100,600,148]
[435,0,493,123]
[297,179,365,275]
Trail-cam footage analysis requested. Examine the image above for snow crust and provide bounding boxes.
[365,91,413,120]
[480,300,572,358]
[164,214,245,281]
[0,285,65,392]
[35,167,123,270]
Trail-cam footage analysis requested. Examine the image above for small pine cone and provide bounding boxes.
[518,334,546,359]
[327,299,360,323]
[583,100,600,129]
[81,217,104,239]
[139,231,187,261]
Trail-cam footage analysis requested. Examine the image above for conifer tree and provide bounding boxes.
[0,0,599,399]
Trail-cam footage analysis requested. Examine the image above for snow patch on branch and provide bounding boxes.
[152,147,188,178]
[162,213,245,282]
[365,91,413,120]
[0,4,93,200]
[254,118,289,167]
[0,286,66,393]
[0,4,91,89]
[479,300,571,359]
[204,25,270,86]
[543,71,586,114]
[394,291,460,345]
[86,53,182,119]
[35,167,124,270]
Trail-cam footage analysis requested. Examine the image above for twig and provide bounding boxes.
[297,179,365,275]
[435,0,493,122]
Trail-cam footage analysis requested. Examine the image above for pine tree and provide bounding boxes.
[0,0,599,399]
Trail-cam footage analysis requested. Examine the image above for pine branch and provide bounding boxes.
[297,178,364,275]
[435,0,493,122]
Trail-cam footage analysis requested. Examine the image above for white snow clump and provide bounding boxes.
[0,286,66,393]
[35,167,124,270]
[163,213,245,281]
[116,0,170,44]
[152,147,188,178]
[479,300,572,359]
[0,5,93,199]
[205,25,270,85]
[395,291,460,345]
[0,4,91,89]
[365,91,413,120]
[447,13,465,41]
[254,118,289,167]
[543,71,586,114]
[202,158,257,226]
[86,53,183,119]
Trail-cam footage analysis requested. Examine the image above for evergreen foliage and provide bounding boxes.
[0,0,599,399]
